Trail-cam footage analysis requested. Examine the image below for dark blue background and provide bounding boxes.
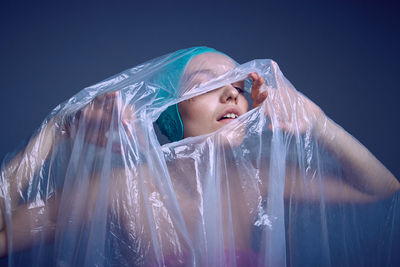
[0,1,399,265]
[1,1,399,176]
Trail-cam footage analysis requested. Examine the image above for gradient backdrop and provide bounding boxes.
[0,1,399,189]
[0,0,399,265]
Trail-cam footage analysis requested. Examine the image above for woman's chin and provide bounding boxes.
[216,119,246,147]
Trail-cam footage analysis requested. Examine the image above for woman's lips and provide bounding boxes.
[217,107,241,121]
[217,107,241,124]
[218,118,236,124]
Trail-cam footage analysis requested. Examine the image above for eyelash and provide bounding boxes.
[233,86,245,94]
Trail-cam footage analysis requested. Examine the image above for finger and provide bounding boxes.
[92,91,119,111]
[257,89,268,104]
[250,74,266,102]
[85,92,121,125]
[105,91,120,111]
[252,84,268,108]
[82,105,105,124]
[249,72,259,81]
[92,93,108,110]
[122,104,136,126]
[103,91,119,112]
[105,91,119,100]
[250,73,260,100]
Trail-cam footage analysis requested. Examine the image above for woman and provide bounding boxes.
[1,47,399,266]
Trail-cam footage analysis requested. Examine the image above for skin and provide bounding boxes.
[178,53,267,140]
[172,53,399,259]
[178,78,249,139]
[178,53,400,202]
[1,52,399,260]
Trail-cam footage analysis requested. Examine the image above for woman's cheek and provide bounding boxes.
[179,99,214,137]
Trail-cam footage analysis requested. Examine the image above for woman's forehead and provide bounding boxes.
[179,52,237,93]
[184,52,237,77]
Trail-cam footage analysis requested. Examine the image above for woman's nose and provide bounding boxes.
[220,85,239,104]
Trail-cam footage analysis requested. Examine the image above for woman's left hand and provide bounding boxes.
[249,72,326,135]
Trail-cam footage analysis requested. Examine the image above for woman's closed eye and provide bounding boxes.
[233,86,245,94]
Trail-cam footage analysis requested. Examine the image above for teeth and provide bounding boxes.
[222,113,238,119]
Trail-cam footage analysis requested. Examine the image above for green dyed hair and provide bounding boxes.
[155,47,219,142]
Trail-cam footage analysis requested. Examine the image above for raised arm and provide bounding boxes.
[249,72,399,203]
[315,117,400,199]
[0,91,137,257]
[1,119,55,206]
[0,118,56,257]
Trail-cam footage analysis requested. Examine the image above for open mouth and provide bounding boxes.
[217,109,240,123]
[218,112,239,120]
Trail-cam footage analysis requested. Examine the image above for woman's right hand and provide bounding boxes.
[62,91,137,152]
[0,90,137,257]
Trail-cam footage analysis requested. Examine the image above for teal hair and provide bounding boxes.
[155,47,219,142]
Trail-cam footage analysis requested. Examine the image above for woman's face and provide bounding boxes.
[178,53,249,138]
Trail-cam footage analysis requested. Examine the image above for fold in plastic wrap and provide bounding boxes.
[1,47,399,266]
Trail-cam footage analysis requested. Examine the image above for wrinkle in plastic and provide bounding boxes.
[1,47,399,266]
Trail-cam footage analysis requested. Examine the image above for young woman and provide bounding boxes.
[1,47,399,266]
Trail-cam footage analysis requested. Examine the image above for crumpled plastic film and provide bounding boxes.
[1,47,399,266]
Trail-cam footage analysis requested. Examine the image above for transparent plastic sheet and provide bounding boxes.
[0,47,399,266]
